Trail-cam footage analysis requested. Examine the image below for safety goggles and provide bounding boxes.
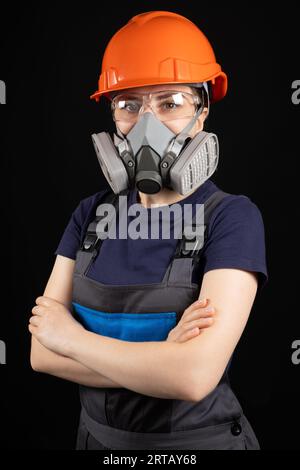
[111,90,201,123]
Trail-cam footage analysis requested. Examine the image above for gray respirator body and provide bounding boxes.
[91,107,219,195]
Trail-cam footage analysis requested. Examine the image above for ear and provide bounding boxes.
[196,107,209,132]
[189,107,209,136]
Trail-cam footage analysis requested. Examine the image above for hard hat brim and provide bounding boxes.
[90,72,227,103]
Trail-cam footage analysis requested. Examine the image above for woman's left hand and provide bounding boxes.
[29,296,84,356]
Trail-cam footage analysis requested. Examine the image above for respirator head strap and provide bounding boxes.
[114,133,136,186]
[160,103,205,186]
[171,85,208,152]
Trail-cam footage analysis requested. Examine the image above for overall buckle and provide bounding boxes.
[81,233,99,252]
[175,223,206,259]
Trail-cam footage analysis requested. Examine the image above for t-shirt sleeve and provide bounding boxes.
[202,195,269,291]
[54,191,107,260]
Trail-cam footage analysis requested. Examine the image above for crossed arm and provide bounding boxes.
[30,256,121,388]
[30,255,258,402]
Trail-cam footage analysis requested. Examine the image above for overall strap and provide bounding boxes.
[163,190,231,285]
[74,190,126,276]
[75,188,230,280]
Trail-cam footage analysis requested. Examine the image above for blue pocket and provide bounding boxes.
[72,302,177,341]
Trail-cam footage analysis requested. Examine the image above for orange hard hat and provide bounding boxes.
[90,11,227,103]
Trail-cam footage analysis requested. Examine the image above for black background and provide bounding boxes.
[0,3,299,450]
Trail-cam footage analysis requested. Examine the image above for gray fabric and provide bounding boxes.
[77,407,260,450]
[203,190,230,223]
[72,187,261,449]
[72,272,199,316]
[74,251,95,276]
[166,258,194,286]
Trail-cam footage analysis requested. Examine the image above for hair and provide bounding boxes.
[191,84,210,130]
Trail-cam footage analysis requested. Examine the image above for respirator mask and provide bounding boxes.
[91,84,219,195]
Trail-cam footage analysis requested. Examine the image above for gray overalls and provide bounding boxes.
[72,189,260,450]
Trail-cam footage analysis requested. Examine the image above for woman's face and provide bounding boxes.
[111,84,208,137]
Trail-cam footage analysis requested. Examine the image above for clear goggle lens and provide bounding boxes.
[111,90,200,123]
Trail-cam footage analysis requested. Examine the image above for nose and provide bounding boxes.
[136,108,156,127]
[138,103,154,116]
[137,95,154,117]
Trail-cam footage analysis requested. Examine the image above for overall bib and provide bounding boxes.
[72,189,260,450]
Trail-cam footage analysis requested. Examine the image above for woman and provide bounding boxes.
[29,11,268,450]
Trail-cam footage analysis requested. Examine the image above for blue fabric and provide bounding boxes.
[72,302,177,341]
[54,179,268,291]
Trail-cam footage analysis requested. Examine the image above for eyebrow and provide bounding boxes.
[117,94,143,100]
[115,91,186,101]
[155,93,177,100]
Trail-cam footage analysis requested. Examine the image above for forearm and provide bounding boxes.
[30,336,122,388]
[67,330,193,401]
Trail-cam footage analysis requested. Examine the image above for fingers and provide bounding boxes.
[183,316,214,330]
[31,305,45,316]
[28,323,38,335]
[35,296,57,307]
[167,298,215,344]
[175,317,214,343]
[29,315,41,327]
[184,305,215,323]
[181,298,209,319]
[168,313,214,342]
[176,327,201,343]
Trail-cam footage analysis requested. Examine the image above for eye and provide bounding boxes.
[160,101,179,111]
[115,97,141,113]
[123,101,140,113]
[165,102,177,108]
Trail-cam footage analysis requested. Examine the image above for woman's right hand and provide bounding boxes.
[166,298,215,343]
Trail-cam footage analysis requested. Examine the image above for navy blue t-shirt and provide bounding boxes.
[54,179,268,292]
